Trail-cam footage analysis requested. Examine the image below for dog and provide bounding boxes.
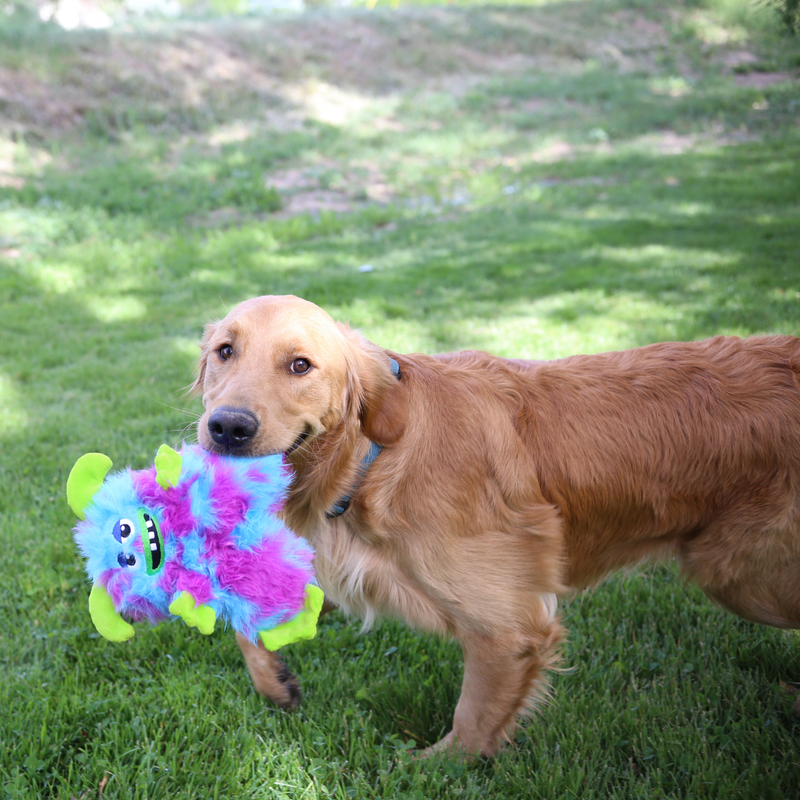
[192,294,800,758]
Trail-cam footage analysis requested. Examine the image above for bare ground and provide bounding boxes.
[0,4,796,217]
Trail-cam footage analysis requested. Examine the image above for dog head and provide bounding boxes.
[193,295,407,458]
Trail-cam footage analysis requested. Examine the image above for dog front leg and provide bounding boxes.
[423,616,564,759]
[234,597,337,708]
[235,632,302,709]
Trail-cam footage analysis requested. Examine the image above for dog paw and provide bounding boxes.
[235,631,303,710]
[274,662,302,710]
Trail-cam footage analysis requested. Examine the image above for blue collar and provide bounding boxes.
[326,357,401,519]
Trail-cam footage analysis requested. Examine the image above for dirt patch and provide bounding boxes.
[267,158,392,218]
[733,71,794,88]
[639,131,700,155]
[0,66,85,135]
[718,50,796,87]
[721,50,760,69]
[273,189,356,218]
[530,140,576,164]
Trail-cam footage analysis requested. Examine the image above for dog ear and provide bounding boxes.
[359,355,407,446]
[189,321,218,396]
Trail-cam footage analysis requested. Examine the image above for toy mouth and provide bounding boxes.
[137,509,164,575]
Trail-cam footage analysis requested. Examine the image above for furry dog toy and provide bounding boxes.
[67,443,323,650]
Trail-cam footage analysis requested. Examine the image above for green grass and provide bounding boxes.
[2,0,800,797]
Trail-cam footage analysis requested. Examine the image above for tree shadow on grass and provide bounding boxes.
[3,129,798,470]
[160,138,798,354]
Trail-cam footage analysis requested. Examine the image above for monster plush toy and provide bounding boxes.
[67,443,323,650]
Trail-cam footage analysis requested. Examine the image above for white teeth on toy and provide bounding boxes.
[138,510,163,574]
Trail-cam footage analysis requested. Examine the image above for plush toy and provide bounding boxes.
[67,443,323,650]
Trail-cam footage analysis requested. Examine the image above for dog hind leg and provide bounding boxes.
[680,515,800,629]
[698,562,800,629]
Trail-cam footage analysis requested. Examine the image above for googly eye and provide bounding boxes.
[113,518,136,544]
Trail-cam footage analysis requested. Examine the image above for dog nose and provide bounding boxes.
[207,407,259,451]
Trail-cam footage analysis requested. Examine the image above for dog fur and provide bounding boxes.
[193,294,800,757]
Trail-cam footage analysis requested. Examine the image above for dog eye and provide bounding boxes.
[291,358,312,374]
[218,345,233,361]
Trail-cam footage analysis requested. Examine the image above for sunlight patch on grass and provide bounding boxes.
[648,76,694,98]
[333,299,497,353]
[671,201,716,216]
[695,0,781,38]
[336,291,687,359]
[172,336,203,357]
[372,321,448,353]
[207,121,257,147]
[0,373,29,435]
[686,9,750,44]
[285,80,371,127]
[85,295,149,323]
[462,291,684,359]
[190,268,238,285]
[767,287,800,302]
[591,244,738,270]
[198,225,279,267]
[29,262,87,294]
[0,136,52,186]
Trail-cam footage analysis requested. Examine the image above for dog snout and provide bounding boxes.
[207,407,259,452]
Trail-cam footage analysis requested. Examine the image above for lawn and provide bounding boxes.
[1,0,800,797]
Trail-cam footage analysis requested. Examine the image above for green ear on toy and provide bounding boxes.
[89,583,135,642]
[155,444,183,489]
[67,453,113,520]
[67,446,182,516]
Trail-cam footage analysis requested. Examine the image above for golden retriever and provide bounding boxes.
[192,294,800,758]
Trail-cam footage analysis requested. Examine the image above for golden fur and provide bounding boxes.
[194,295,800,757]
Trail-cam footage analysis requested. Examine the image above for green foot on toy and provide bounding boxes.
[169,591,216,635]
[259,585,324,651]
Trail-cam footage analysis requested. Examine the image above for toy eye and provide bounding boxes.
[117,552,138,568]
[291,358,312,374]
[113,518,135,544]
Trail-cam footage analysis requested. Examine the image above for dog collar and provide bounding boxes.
[326,356,401,519]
